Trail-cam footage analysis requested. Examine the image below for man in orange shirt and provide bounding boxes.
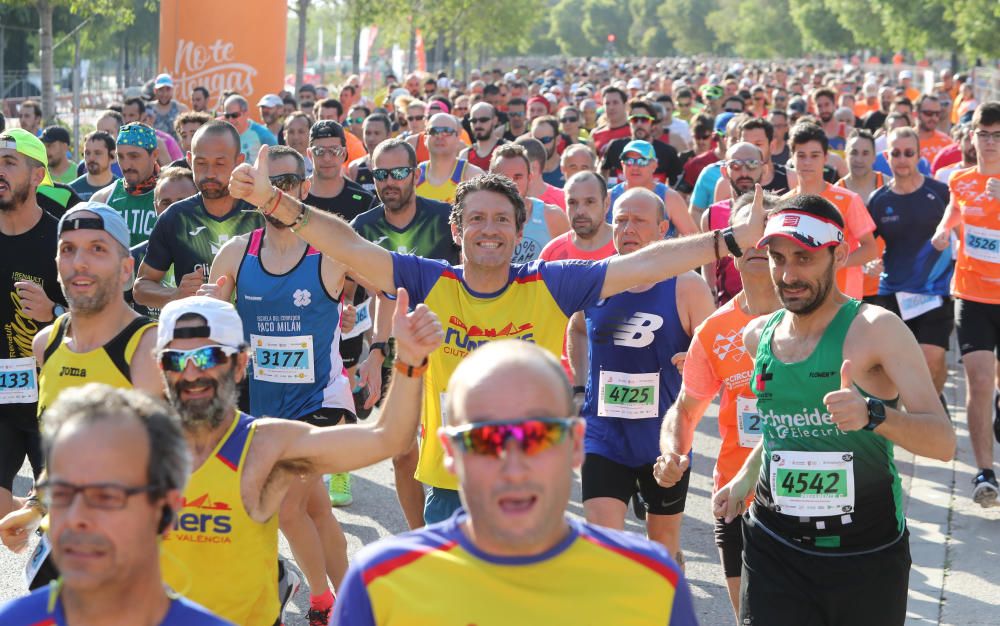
[655,188,782,617]
[932,101,1000,507]
[785,123,878,298]
[916,95,955,164]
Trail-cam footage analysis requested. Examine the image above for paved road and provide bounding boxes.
[1,355,997,625]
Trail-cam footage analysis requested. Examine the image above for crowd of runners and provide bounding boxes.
[0,56,996,624]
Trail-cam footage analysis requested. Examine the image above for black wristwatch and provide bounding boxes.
[864,397,887,431]
[721,227,743,258]
[573,385,586,395]
[370,342,388,357]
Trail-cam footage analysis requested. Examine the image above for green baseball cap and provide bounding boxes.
[0,128,53,187]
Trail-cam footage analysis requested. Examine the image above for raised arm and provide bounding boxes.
[601,184,766,299]
[229,145,396,294]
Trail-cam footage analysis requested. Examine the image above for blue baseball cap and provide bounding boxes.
[714,112,737,135]
[621,140,655,161]
[58,202,131,252]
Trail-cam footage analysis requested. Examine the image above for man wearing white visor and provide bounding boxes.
[713,193,955,625]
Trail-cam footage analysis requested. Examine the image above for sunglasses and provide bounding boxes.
[444,417,578,458]
[622,156,652,167]
[311,145,347,159]
[269,173,304,191]
[724,107,743,113]
[470,116,493,124]
[346,116,366,125]
[428,126,458,137]
[889,149,917,158]
[695,133,713,141]
[508,111,525,118]
[407,115,425,122]
[559,116,579,124]
[159,345,238,372]
[919,110,942,117]
[726,158,762,170]
[372,166,415,181]
[223,111,242,120]
[535,135,555,144]
[628,115,654,123]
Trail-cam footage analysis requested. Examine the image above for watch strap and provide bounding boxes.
[722,227,743,258]
[370,342,388,356]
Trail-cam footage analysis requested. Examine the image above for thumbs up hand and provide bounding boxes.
[823,360,869,432]
[230,145,275,208]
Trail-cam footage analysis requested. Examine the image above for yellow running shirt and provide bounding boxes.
[415,159,469,205]
[161,412,279,626]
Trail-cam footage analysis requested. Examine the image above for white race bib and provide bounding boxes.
[963,224,1000,264]
[250,334,314,384]
[895,292,943,321]
[597,370,659,419]
[0,357,38,404]
[769,450,856,518]
[341,298,372,340]
[736,395,762,448]
[24,534,50,586]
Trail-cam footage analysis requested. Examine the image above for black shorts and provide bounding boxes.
[0,411,43,490]
[339,335,364,369]
[740,519,910,626]
[299,406,357,427]
[581,453,690,516]
[714,515,744,578]
[955,297,1000,356]
[868,294,954,349]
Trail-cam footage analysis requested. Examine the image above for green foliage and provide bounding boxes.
[708,0,802,58]
[658,0,719,55]
[789,0,857,53]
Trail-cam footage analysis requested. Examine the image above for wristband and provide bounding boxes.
[573,385,586,394]
[713,229,722,262]
[370,342,388,357]
[289,203,311,232]
[394,357,429,378]
[722,227,743,258]
[262,187,282,216]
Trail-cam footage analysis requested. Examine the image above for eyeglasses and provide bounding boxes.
[346,117,366,125]
[677,101,692,108]
[428,126,458,137]
[628,114,654,123]
[508,111,525,118]
[470,116,493,125]
[559,116,579,124]
[535,135,555,144]
[269,173,304,191]
[223,111,242,120]
[726,158,762,170]
[36,480,161,510]
[407,115,425,122]
[311,145,347,159]
[724,107,743,113]
[889,149,918,159]
[695,133,713,141]
[159,345,238,372]
[444,417,578,458]
[919,110,942,117]
[622,156,652,167]
[372,166,415,181]
[975,130,1000,143]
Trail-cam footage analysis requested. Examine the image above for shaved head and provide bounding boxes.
[725,141,763,161]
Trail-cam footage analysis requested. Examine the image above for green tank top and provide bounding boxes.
[108,178,157,247]
[750,299,904,555]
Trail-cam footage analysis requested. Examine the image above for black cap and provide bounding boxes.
[40,126,71,145]
[309,119,345,143]
[787,97,808,114]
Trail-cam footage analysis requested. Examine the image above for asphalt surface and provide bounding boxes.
[1,357,996,626]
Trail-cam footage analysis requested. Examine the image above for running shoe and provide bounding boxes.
[329,472,353,507]
[972,470,999,508]
[993,390,1000,445]
[307,606,332,626]
[277,558,300,625]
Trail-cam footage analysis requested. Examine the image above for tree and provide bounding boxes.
[942,0,1000,59]
[291,0,311,92]
[658,0,719,55]
[707,0,802,58]
[789,0,856,53]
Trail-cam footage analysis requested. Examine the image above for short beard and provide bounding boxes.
[199,182,230,200]
[777,257,835,315]
[0,182,30,212]
[382,184,415,214]
[63,274,117,316]
[166,362,239,430]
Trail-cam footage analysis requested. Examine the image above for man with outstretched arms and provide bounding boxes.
[226,144,767,526]
[931,101,1000,506]
[656,191,783,618]
[567,187,715,563]
[712,194,955,625]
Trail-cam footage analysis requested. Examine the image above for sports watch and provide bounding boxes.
[864,397,887,431]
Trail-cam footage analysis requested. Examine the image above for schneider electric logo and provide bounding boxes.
[759,407,844,439]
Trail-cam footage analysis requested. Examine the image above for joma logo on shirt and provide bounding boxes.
[59,366,87,377]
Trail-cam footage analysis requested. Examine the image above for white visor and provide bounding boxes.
[757,211,844,250]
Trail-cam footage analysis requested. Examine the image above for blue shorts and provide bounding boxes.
[424,487,463,524]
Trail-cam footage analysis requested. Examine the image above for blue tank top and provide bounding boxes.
[512,198,552,263]
[581,277,688,466]
[235,229,353,419]
[607,182,676,238]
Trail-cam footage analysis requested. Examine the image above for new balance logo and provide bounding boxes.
[293,289,311,308]
[612,312,663,348]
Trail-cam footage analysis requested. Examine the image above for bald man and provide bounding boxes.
[414,113,484,205]
[332,340,699,626]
